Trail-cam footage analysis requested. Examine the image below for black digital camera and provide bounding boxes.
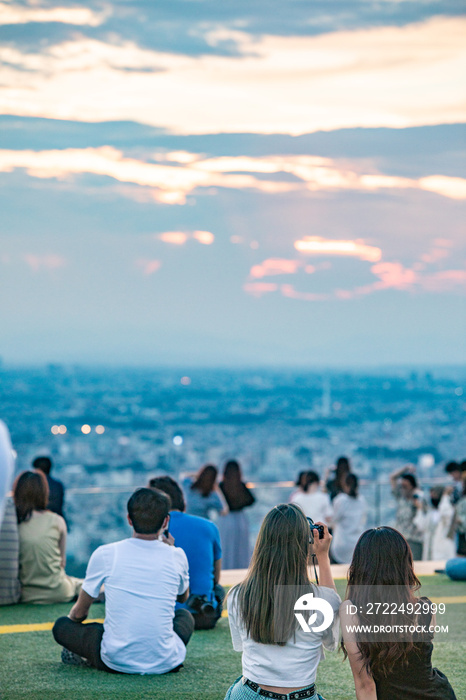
[307,516,324,542]
[187,594,215,616]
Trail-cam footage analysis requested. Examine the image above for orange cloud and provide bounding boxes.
[294,236,382,262]
[157,230,215,245]
[0,148,465,204]
[0,3,107,26]
[23,254,66,271]
[192,230,215,245]
[250,259,302,279]
[135,259,161,275]
[0,18,465,134]
[158,231,188,245]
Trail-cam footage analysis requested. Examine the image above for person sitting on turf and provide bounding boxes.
[53,488,194,674]
[149,475,225,630]
[14,470,81,604]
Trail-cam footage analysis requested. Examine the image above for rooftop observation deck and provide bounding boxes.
[1,565,465,700]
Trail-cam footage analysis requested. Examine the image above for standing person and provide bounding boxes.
[0,420,15,526]
[219,460,255,570]
[414,486,456,561]
[341,527,457,699]
[0,497,21,606]
[224,503,341,700]
[390,465,426,560]
[183,465,228,520]
[453,474,466,557]
[13,471,81,604]
[326,456,351,501]
[148,475,225,630]
[53,488,194,674]
[290,470,332,525]
[445,462,464,504]
[32,456,65,519]
[329,474,367,564]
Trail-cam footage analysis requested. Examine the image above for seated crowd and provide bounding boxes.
[0,426,464,697]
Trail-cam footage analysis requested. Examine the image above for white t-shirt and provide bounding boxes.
[330,493,367,564]
[83,538,189,674]
[227,585,341,688]
[290,490,332,525]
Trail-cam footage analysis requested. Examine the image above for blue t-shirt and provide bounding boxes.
[169,510,222,606]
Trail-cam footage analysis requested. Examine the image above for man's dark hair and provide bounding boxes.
[148,476,185,512]
[32,456,52,475]
[400,473,417,489]
[445,461,460,474]
[127,488,170,534]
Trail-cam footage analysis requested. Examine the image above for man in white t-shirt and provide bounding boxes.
[52,488,194,674]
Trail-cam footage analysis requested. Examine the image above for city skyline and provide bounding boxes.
[1,2,465,366]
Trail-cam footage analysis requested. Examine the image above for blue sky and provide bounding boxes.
[0,1,465,366]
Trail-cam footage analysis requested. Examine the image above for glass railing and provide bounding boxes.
[64,478,448,577]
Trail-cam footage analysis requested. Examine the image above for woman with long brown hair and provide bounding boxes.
[183,464,228,520]
[219,460,255,569]
[14,470,82,604]
[224,503,340,700]
[341,527,456,699]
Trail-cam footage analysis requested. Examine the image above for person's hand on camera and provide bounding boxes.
[312,522,332,560]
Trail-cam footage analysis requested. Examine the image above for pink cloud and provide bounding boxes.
[280,284,329,301]
[243,282,278,297]
[23,254,66,271]
[135,259,161,275]
[420,269,466,292]
[370,262,418,290]
[250,258,302,279]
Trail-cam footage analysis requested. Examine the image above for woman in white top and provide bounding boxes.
[329,474,367,564]
[413,486,456,561]
[225,503,340,700]
[290,471,332,525]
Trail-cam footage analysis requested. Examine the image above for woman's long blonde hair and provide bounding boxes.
[235,503,313,645]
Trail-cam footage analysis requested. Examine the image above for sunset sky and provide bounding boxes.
[1,1,465,366]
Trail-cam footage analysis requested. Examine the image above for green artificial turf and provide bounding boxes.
[0,576,464,699]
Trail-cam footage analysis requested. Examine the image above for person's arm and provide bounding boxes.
[312,522,336,591]
[340,602,377,700]
[214,558,222,585]
[57,515,67,568]
[69,589,96,622]
[176,548,190,603]
[177,587,190,603]
[390,465,407,491]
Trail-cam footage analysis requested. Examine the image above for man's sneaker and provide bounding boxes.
[61,647,91,667]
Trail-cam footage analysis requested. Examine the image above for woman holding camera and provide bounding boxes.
[224,503,340,700]
[340,527,457,699]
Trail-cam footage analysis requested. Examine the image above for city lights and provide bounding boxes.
[180,376,191,386]
[51,425,59,435]
[173,435,183,446]
[95,425,105,434]
[81,424,91,434]
[58,425,67,434]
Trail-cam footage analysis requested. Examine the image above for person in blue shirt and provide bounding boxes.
[33,456,65,520]
[149,476,225,630]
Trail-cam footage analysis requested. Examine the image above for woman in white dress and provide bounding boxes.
[329,474,367,564]
[413,486,456,561]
